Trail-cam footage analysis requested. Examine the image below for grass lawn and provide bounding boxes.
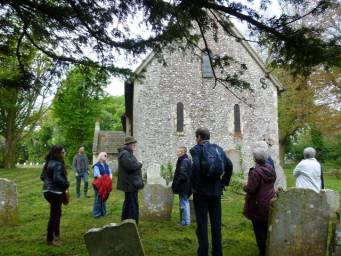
[0,166,340,256]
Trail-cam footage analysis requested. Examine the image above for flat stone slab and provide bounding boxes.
[140,184,174,221]
[84,219,144,256]
[0,178,18,224]
[267,188,330,256]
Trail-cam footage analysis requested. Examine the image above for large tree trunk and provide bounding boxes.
[3,101,17,169]
[4,136,16,169]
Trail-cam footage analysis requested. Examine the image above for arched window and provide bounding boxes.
[234,104,241,135]
[177,102,184,132]
[201,50,214,78]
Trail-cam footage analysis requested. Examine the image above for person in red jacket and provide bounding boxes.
[243,147,276,256]
[92,152,112,218]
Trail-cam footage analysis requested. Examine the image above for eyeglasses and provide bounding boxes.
[104,155,107,157]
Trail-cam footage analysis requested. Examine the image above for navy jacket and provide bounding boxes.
[190,142,233,196]
[41,160,69,193]
[171,154,192,196]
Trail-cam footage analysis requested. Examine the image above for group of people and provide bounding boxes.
[40,127,324,256]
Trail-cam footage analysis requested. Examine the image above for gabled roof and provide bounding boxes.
[132,19,283,91]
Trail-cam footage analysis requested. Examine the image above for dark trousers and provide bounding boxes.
[251,220,268,256]
[76,172,88,198]
[193,194,222,256]
[121,191,139,225]
[44,192,63,242]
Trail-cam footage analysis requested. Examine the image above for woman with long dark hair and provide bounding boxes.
[40,145,69,246]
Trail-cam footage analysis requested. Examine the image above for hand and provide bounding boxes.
[75,172,79,177]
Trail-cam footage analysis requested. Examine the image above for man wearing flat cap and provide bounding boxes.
[117,136,143,224]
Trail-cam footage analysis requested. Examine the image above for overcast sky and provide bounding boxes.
[104,0,282,96]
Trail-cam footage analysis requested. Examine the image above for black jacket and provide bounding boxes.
[171,154,192,196]
[117,147,143,192]
[41,160,69,193]
[190,142,233,196]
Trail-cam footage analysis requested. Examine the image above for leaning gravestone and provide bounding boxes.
[322,189,340,216]
[267,189,330,256]
[0,178,18,224]
[141,183,173,221]
[273,163,287,191]
[225,149,242,173]
[146,163,166,185]
[84,219,144,256]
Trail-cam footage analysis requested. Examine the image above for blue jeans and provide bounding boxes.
[93,189,106,217]
[180,194,190,225]
[76,172,88,198]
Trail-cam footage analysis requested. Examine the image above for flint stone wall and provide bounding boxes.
[131,24,280,176]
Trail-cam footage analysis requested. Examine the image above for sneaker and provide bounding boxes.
[176,223,190,227]
[47,241,61,247]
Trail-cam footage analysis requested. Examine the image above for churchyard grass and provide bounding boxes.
[0,166,340,256]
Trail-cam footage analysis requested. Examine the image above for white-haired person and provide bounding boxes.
[92,152,113,218]
[293,147,324,193]
[243,147,276,256]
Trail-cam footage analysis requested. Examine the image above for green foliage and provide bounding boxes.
[229,173,245,195]
[1,1,339,90]
[52,66,108,163]
[160,162,174,186]
[99,96,125,131]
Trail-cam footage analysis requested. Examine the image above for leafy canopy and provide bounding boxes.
[1,0,340,88]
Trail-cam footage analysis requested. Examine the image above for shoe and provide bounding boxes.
[84,195,91,198]
[176,223,190,227]
[53,234,60,242]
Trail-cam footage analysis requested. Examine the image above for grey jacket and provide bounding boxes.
[72,153,89,174]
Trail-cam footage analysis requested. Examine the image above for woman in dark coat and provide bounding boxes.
[244,147,276,256]
[40,145,69,246]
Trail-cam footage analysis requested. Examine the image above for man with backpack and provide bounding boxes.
[190,127,233,256]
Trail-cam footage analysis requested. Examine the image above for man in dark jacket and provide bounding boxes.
[171,146,192,226]
[117,136,143,224]
[243,147,276,256]
[190,128,233,256]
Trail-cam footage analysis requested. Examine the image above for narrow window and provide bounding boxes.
[177,102,184,132]
[234,104,241,135]
[201,51,214,78]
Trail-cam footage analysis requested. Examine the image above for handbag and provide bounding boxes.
[62,190,70,205]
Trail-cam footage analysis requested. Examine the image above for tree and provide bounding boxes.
[1,0,339,91]
[99,95,125,131]
[52,66,108,163]
[0,27,60,168]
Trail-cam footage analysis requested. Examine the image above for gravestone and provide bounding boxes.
[146,163,165,185]
[274,163,287,191]
[322,189,340,216]
[225,149,242,173]
[267,189,330,256]
[330,210,341,256]
[0,178,18,224]
[84,219,144,256]
[141,184,173,221]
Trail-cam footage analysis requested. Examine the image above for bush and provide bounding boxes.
[160,162,174,186]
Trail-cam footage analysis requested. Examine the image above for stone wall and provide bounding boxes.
[132,24,279,175]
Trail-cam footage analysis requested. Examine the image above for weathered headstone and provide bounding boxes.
[0,178,18,224]
[322,189,340,216]
[146,163,165,185]
[330,210,341,256]
[267,189,330,256]
[225,149,242,173]
[141,183,173,221]
[274,163,287,191]
[84,219,144,256]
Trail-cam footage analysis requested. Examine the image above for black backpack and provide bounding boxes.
[201,143,225,179]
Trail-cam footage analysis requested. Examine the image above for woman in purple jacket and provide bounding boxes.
[244,147,276,256]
